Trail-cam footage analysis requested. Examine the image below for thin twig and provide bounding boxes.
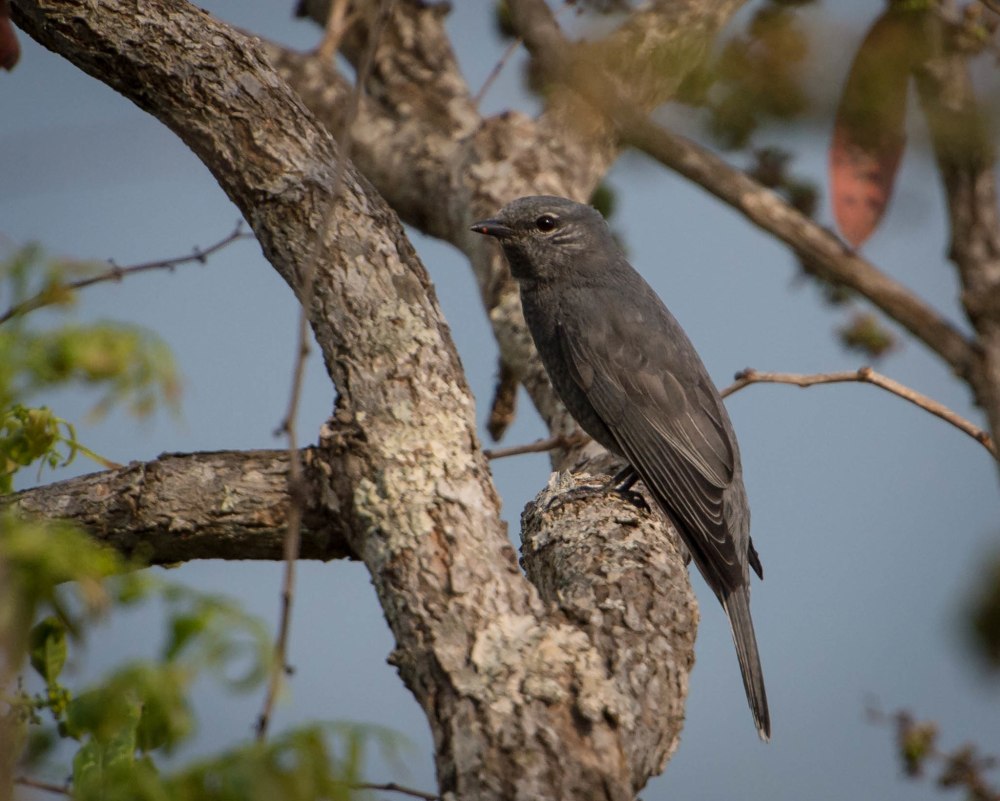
[0,223,251,326]
[15,776,70,795]
[484,431,589,460]
[255,0,395,742]
[352,781,440,800]
[316,0,354,63]
[473,1,573,107]
[473,33,524,108]
[722,367,997,459]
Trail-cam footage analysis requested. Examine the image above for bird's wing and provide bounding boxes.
[558,311,744,593]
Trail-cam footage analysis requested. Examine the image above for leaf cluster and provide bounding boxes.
[677,0,816,150]
[883,709,1000,801]
[1,518,401,800]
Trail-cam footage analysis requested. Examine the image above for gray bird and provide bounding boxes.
[472,195,770,740]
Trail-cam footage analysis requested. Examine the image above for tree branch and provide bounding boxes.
[484,432,589,460]
[257,0,394,745]
[722,367,996,459]
[268,1,479,243]
[352,781,439,801]
[520,458,697,783]
[14,776,69,795]
[0,223,252,326]
[7,449,353,562]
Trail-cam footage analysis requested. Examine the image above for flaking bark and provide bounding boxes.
[10,450,350,562]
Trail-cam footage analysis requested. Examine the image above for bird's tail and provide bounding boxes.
[722,586,771,741]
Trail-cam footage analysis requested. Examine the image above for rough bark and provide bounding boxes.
[521,456,698,780]
[9,450,352,562]
[9,1,707,797]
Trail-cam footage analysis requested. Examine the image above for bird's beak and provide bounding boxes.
[470,218,514,240]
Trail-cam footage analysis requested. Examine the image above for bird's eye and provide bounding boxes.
[535,214,557,232]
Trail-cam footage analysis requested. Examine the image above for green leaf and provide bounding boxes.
[65,690,123,742]
[72,727,139,801]
[164,613,208,662]
[133,666,195,755]
[28,615,67,683]
[0,515,122,665]
[70,697,140,790]
[72,749,165,801]
[159,588,272,691]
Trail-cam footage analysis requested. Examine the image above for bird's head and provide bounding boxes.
[471,196,612,281]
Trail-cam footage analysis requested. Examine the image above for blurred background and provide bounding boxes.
[3,1,999,799]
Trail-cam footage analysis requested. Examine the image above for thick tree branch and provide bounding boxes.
[270,1,479,242]
[520,458,698,781]
[9,450,351,562]
[257,0,394,745]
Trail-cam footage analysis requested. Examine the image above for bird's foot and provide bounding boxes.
[603,465,650,512]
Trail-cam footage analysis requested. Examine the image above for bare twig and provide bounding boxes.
[484,431,589,460]
[352,781,440,800]
[255,0,395,742]
[722,367,997,459]
[15,776,69,795]
[473,32,524,108]
[473,1,573,107]
[0,223,251,326]
[316,0,354,63]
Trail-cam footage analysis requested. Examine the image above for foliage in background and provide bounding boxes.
[868,706,1000,801]
[0,244,180,491]
[969,553,1000,672]
[0,518,402,799]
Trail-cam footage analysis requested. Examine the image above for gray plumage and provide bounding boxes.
[472,196,770,740]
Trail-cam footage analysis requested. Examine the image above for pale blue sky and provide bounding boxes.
[3,2,998,800]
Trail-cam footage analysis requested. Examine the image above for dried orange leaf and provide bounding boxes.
[829,9,923,248]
